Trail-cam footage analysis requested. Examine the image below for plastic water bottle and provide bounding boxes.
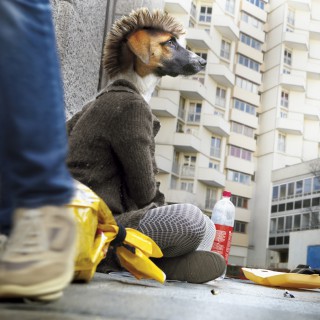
[210,190,235,279]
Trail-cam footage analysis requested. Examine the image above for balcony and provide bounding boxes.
[165,189,197,204]
[155,154,172,174]
[197,167,226,188]
[229,134,256,152]
[276,117,303,135]
[226,156,255,175]
[160,76,206,100]
[310,20,320,40]
[283,32,308,51]
[225,180,253,198]
[235,64,262,86]
[237,42,264,64]
[202,114,230,137]
[150,97,178,118]
[185,28,214,51]
[208,63,235,87]
[307,60,320,80]
[230,108,259,129]
[173,132,201,152]
[288,0,311,11]
[233,86,260,107]
[213,15,239,41]
[164,0,190,14]
[304,103,320,121]
[241,0,267,23]
[280,74,306,92]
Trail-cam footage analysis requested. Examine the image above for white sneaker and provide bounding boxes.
[0,206,76,301]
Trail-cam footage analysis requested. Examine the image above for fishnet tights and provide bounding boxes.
[137,204,215,257]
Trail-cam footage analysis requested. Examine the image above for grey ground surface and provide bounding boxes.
[0,272,319,320]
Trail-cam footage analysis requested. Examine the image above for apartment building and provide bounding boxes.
[251,0,320,268]
[150,0,267,267]
[151,0,320,269]
[270,160,320,269]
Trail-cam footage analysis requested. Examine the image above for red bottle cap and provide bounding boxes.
[222,191,231,197]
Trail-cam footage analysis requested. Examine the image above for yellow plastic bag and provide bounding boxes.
[67,181,166,283]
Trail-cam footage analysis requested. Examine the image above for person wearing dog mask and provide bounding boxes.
[67,8,226,284]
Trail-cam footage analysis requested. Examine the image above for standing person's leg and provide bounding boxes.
[0,0,76,301]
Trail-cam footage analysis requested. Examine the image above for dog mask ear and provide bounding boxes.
[127,30,151,64]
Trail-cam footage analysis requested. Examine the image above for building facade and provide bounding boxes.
[153,0,320,268]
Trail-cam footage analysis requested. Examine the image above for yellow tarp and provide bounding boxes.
[67,181,165,283]
[242,268,320,289]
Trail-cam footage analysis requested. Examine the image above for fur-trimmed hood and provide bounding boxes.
[103,8,185,78]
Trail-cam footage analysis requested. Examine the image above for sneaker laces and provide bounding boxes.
[6,209,48,255]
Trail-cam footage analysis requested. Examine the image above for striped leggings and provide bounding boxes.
[137,203,215,257]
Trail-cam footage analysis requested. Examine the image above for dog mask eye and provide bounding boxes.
[163,38,176,48]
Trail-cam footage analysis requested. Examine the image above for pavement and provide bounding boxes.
[0,272,319,320]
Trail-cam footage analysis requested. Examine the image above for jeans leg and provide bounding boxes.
[0,0,74,231]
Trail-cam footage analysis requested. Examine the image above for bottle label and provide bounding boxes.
[211,224,233,264]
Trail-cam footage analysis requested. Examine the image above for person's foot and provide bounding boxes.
[0,206,76,301]
[154,250,226,284]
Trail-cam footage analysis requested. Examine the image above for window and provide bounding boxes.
[199,6,212,23]
[206,188,217,210]
[313,176,320,193]
[278,217,284,232]
[311,212,320,229]
[284,49,292,66]
[231,122,254,138]
[190,2,196,19]
[272,186,279,201]
[236,76,258,94]
[225,0,235,14]
[240,33,262,51]
[216,87,226,107]
[280,184,286,199]
[234,99,256,115]
[178,97,186,120]
[238,54,260,71]
[234,221,246,233]
[285,216,293,232]
[181,155,196,177]
[210,137,221,158]
[195,51,208,62]
[271,205,277,213]
[188,102,202,122]
[294,214,301,230]
[230,145,252,161]
[296,180,303,196]
[281,91,289,108]
[286,202,293,210]
[181,181,194,193]
[246,0,264,9]
[241,12,263,30]
[304,178,312,195]
[287,8,295,26]
[280,111,288,118]
[283,68,291,75]
[277,133,286,152]
[288,182,294,198]
[220,40,231,60]
[227,170,251,185]
[231,195,249,209]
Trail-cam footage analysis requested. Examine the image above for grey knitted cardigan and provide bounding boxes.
[67,79,165,229]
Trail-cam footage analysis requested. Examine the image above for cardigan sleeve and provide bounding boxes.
[110,97,160,208]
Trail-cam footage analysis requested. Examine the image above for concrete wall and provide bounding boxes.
[51,0,164,118]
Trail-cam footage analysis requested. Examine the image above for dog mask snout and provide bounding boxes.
[198,57,207,68]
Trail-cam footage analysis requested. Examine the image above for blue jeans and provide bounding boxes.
[0,0,74,233]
